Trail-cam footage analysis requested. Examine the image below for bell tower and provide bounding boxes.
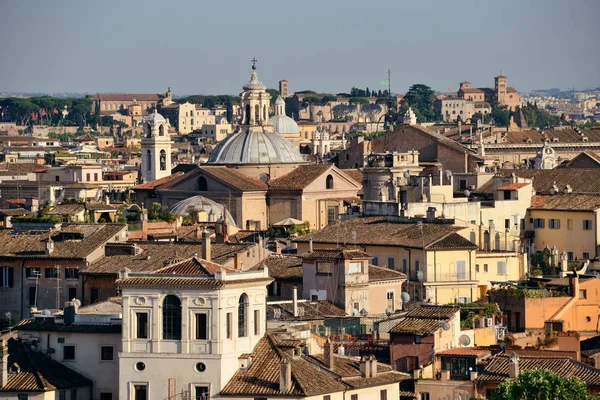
[240,58,272,128]
[141,109,172,182]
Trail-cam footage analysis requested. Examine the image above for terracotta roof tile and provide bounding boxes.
[295,216,462,249]
[425,233,477,250]
[0,337,93,392]
[496,182,530,191]
[405,305,460,319]
[503,127,600,145]
[152,256,235,274]
[436,347,492,358]
[368,265,407,282]
[199,166,267,191]
[267,301,346,321]
[477,354,600,386]
[388,318,443,335]
[299,249,371,260]
[261,255,303,281]
[15,319,122,334]
[530,194,600,211]
[133,171,184,190]
[269,164,333,190]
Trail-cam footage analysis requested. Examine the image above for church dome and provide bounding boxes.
[270,115,300,134]
[146,109,166,124]
[243,70,266,91]
[169,196,236,225]
[207,130,305,164]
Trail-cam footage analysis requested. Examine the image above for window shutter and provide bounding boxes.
[457,260,466,280]
[8,267,14,288]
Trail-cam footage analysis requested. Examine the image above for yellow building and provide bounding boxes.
[296,216,526,305]
[527,194,600,262]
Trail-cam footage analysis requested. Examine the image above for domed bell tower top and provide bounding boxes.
[241,58,271,127]
[141,109,172,182]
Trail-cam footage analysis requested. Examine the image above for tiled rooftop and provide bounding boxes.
[15,319,122,334]
[530,194,600,211]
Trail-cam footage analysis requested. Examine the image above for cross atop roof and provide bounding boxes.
[251,57,257,70]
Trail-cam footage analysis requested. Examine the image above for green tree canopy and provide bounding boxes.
[402,84,436,122]
[492,369,598,400]
[349,97,369,105]
[491,108,511,127]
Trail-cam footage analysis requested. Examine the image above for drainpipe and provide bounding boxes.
[20,259,26,321]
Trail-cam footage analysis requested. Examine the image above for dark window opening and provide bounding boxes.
[162,295,182,340]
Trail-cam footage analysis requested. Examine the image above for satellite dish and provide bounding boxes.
[360,308,369,317]
[441,321,451,331]
[385,308,393,316]
[351,309,360,317]
[401,292,411,303]
[459,334,471,346]
[41,309,51,316]
[463,189,470,197]
[72,299,81,308]
[403,171,410,179]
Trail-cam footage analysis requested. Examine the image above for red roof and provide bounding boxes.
[133,172,184,190]
[496,182,530,191]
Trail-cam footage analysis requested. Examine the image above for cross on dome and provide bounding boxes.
[251,57,257,70]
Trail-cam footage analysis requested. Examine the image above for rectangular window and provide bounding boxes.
[55,176,60,182]
[0,266,14,287]
[65,268,78,280]
[324,396,331,400]
[100,346,114,361]
[387,257,395,269]
[63,345,75,360]
[351,395,358,400]
[567,219,573,230]
[134,384,147,400]
[317,262,333,275]
[70,389,77,400]
[28,286,37,307]
[484,264,488,272]
[583,220,593,230]
[580,289,587,299]
[59,391,66,400]
[45,267,58,279]
[533,218,545,228]
[387,291,394,310]
[90,288,99,303]
[86,173,91,181]
[402,259,407,274]
[348,262,362,274]
[456,260,467,281]
[68,287,77,300]
[18,395,28,400]
[100,394,112,400]
[195,313,208,340]
[226,312,232,339]
[505,218,510,229]
[254,309,260,335]
[568,252,574,261]
[549,219,561,229]
[25,267,41,279]
[475,264,480,273]
[380,389,387,400]
[420,394,430,400]
[136,313,148,339]
[415,260,420,277]
[497,261,507,276]
[195,386,209,400]
[583,252,590,259]
[372,256,379,266]
[94,173,99,181]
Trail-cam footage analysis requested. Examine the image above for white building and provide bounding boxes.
[117,264,272,400]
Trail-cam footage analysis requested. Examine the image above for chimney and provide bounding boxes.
[0,339,7,388]
[63,301,76,324]
[508,353,519,379]
[440,370,450,381]
[426,207,436,221]
[201,229,211,261]
[279,358,292,392]
[309,238,313,253]
[337,344,345,356]
[104,195,110,205]
[569,274,580,298]
[359,356,372,378]
[45,239,54,255]
[196,226,202,240]
[292,286,298,318]
[369,354,378,377]
[470,371,478,381]
[324,338,334,369]
[560,251,568,277]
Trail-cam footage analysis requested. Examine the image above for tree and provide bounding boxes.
[402,84,436,122]
[366,87,371,97]
[491,107,511,127]
[266,89,280,104]
[492,369,598,400]
[226,99,233,123]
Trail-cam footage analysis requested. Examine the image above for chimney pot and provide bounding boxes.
[508,353,519,379]
[201,229,211,261]
[279,358,292,392]
[309,238,313,253]
[324,338,334,369]
[292,286,298,317]
[0,339,7,388]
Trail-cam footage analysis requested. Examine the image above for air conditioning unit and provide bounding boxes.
[486,317,494,327]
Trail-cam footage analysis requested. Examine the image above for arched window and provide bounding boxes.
[238,293,248,337]
[159,125,165,136]
[254,105,260,124]
[146,123,152,138]
[198,176,208,191]
[245,104,250,124]
[263,105,267,122]
[160,150,166,171]
[162,295,181,340]
[146,150,152,171]
[326,174,334,189]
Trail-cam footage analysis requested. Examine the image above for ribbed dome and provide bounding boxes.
[146,109,166,124]
[243,71,266,91]
[169,196,236,225]
[270,115,300,134]
[207,130,305,164]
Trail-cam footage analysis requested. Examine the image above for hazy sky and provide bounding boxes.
[1,0,599,96]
